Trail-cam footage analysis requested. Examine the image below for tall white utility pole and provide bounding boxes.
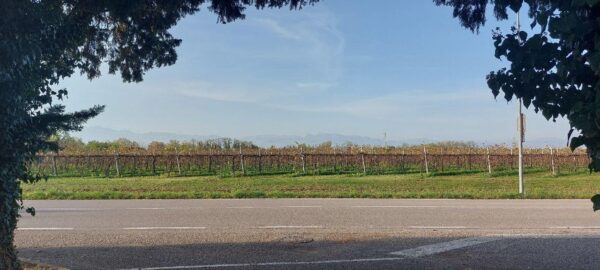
[517,12,525,194]
[517,99,525,194]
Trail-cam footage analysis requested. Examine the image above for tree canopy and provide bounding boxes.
[3,0,599,268]
[0,1,317,268]
[434,0,600,171]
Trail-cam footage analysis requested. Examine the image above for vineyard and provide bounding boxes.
[31,147,591,177]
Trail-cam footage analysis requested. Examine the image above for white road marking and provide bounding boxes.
[122,227,207,230]
[549,226,600,229]
[352,205,442,208]
[488,233,600,238]
[390,237,499,257]
[32,208,112,211]
[126,208,166,210]
[409,226,473,229]
[351,205,585,209]
[228,206,321,209]
[257,225,323,229]
[121,257,405,270]
[17,227,74,231]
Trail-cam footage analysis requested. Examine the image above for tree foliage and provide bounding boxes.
[52,134,258,154]
[434,0,600,171]
[0,0,317,268]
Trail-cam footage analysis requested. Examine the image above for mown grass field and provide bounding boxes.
[21,170,600,200]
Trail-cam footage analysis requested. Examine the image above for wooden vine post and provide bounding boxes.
[423,147,429,174]
[51,153,58,176]
[300,147,306,174]
[239,144,245,175]
[332,147,337,173]
[114,151,120,177]
[486,147,492,174]
[132,153,137,174]
[151,153,156,175]
[258,148,262,174]
[87,153,93,176]
[440,148,444,172]
[175,148,182,175]
[231,153,236,177]
[510,148,514,170]
[208,147,213,174]
[360,146,366,175]
[549,147,556,175]
[401,150,405,171]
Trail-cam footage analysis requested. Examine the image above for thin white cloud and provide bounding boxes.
[255,18,303,41]
[269,89,495,119]
[295,81,337,90]
[153,81,262,103]
[253,10,345,90]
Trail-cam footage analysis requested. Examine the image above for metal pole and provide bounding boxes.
[516,11,525,194]
[518,99,525,194]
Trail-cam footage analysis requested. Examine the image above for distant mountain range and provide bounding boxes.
[72,126,219,145]
[72,126,567,148]
[242,134,428,147]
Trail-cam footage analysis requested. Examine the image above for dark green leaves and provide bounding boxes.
[25,207,35,216]
[0,0,322,267]
[436,0,600,173]
[569,136,587,151]
[508,0,522,13]
[433,0,489,32]
[591,194,600,211]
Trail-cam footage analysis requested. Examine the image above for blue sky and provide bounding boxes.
[60,0,570,145]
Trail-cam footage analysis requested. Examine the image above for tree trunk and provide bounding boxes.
[0,173,21,269]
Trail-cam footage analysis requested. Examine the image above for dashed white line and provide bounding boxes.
[121,257,405,270]
[351,205,586,209]
[122,227,207,230]
[32,208,112,211]
[549,226,600,229]
[352,205,442,208]
[390,237,499,257]
[257,225,323,229]
[284,205,322,208]
[126,208,167,210]
[409,226,474,229]
[17,227,74,231]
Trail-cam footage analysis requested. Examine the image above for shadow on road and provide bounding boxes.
[18,235,600,270]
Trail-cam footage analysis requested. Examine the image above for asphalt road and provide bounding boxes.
[15,199,600,269]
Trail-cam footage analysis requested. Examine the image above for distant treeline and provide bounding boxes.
[48,133,582,155]
[50,133,258,154]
